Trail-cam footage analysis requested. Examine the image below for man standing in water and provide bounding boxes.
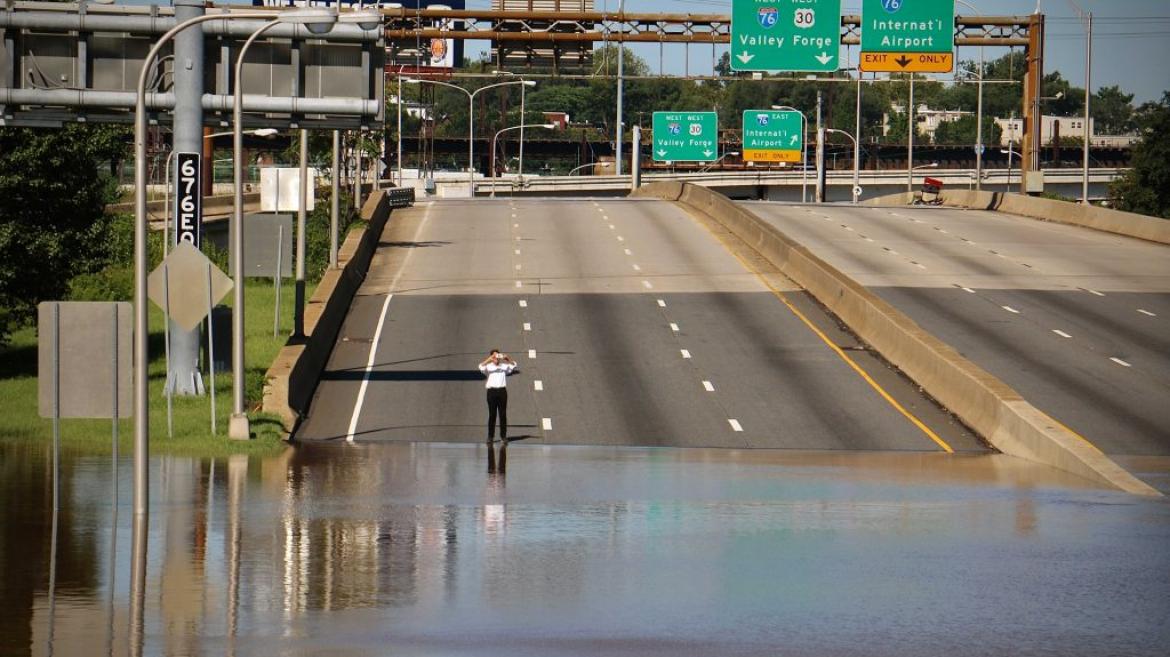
[478,349,517,443]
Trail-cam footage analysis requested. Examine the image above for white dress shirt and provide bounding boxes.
[479,361,516,388]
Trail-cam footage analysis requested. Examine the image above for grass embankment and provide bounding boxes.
[0,279,314,457]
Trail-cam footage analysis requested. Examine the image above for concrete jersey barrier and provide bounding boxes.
[635,181,1159,496]
[864,190,1170,245]
[263,190,393,433]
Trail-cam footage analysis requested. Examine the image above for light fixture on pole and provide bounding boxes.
[490,123,558,197]
[1066,0,1093,204]
[956,0,985,191]
[403,77,536,196]
[826,129,861,204]
[772,105,809,203]
[136,7,305,515]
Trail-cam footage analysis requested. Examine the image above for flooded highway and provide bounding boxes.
[2,440,1169,657]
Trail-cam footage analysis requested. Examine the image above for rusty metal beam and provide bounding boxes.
[382,9,1032,46]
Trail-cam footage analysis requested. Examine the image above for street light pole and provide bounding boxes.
[1082,11,1092,204]
[491,123,558,197]
[907,78,915,193]
[615,0,625,177]
[826,129,860,204]
[956,0,985,191]
[135,7,280,515]
[403,78,537,196]
[772,105,808,203]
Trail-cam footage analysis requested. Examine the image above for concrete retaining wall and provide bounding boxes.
[636,181,1159,496]
[865,190,1170,245]
[263,190,392,433]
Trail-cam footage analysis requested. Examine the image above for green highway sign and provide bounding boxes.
[731,0,841,72]
[742,110,804,163]
[652,112,719,162]
[860,0,955,73]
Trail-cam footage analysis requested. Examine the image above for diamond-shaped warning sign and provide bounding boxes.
[148,242,234,331]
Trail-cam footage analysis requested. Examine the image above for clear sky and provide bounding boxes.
[193,1,1170,103]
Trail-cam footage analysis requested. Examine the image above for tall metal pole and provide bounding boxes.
[170,0,205,397]
[396,72,403,186]
[631,124,642,189]
[615,0,625,177]
[1082,12,1092,204]
[855,73,862,204]
[815,91,825,203]
[958,0,984,191]
[331,130,340,268]
[469,94,475,193]
[294,129,308,338]
[231,19,282,440]
[907,79,915,193]
[518,78,526,180]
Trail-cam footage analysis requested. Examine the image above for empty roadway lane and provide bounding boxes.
[296,198,980,452]
[745,201,1170,459]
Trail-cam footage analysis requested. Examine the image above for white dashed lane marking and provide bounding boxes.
[657,299,666,307]
[632,264,641,271]
[542,417,553,430]
[1002,306,1021,314]
[624,249,633,256]
[1053,330,1072,339]
[642,280,653,289]
[518,300,527,308]
[534,380,543,391]
[670,323,680,332]
[702,381,715,392]
[1081,288,1106,297]
[1110,358,1132,368]
[1138,309,1157,317]
[527,349,537,359]
[515,281,523,288]
[728,419,744,432]
[680,349,691,359]
[523,323,531,331]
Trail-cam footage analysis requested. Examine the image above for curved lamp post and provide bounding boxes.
[699,151,740,173]
[826,128,860,204]
[490,123,558,197]
[772,105,809,203]
[403,78,536,195]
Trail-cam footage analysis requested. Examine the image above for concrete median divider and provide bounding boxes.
[635,181,1160,496]
[864,190,1170,245]
[263,190,393,434]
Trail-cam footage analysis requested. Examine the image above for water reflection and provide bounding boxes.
[3,441,1170,657]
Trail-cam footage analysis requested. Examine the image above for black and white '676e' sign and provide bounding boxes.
[174,152,202,248]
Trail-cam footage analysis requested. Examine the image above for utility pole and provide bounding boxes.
[815,90,825,203]
[615,0,626,177]
[1082,11,1092,204]
[169,0,205,397]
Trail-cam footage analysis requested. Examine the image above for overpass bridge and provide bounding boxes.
[291,189,1168,493]
[414,168,1125,203]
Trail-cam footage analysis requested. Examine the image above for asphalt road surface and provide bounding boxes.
[745,202,1170,457]
[296,198,981,452]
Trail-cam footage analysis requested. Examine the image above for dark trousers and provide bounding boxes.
[486,387,508,440]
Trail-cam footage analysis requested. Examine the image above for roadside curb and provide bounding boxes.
[262,190,393,435]
[864,190,1170,245]
[635,181,1160,496]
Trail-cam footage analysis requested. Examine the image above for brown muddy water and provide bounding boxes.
[2,440,1168,656]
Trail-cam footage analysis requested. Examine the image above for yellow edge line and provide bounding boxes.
[711,224,955,453]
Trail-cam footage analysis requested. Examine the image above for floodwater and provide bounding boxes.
[2,440,1169,657]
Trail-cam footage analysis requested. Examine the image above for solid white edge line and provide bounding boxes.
[346,293,393,444]
[702,381,715,392]
[1110,357,1132,368]
[728,419,743,432]
[542,417,553,430]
